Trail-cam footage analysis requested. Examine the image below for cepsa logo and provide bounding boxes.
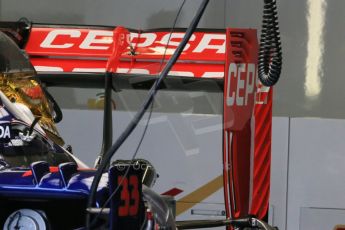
[39,30,114,50]
[26,28,226,60]
[224,62,267,130]
[26,27,227,77]
[226,63,256,107]
[38,29,225,53]
[225,62,270,107]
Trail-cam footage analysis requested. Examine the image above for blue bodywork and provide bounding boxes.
[0,94,108,201]
[0,109,110,229]
[0,108,111,229]
[0,30,112,229]
[0,168,108,201]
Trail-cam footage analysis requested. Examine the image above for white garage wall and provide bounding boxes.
[270,117,345,230]
[287,118,345,230]
[57,109,223,194]
[270,117,290,230]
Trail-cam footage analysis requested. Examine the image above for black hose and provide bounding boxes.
[42,87,63,123]
[95,71,113,169]
[85,0,210,229]
[258,0,282,87]
[89,0,186,226]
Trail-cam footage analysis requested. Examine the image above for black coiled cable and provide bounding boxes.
[258,0,282,87]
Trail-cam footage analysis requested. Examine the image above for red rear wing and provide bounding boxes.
[25,25,226,78]
[0,22,272,221]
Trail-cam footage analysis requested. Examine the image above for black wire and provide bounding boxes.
[42,87,63,123]
[88,1,187,227]
[258,0,282,87]
[86,0,200,228]
[139,212,148,230]
[89,102,154,228]
[85,4,210,227]
[28,117,41,135]
[157,0,186,73]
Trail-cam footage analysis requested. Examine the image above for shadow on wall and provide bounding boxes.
[0,0,86,24]
[1,12,84,24]
[146,9,184,29]
[145,1,226,29]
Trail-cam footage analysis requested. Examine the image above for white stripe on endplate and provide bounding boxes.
[228,131,237,214]
[224,130,232,218]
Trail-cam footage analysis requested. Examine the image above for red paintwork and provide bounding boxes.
[21,86,44,99]
[161,188,184,197]
[105,27,130,73]
[223,28,272,224]
[29,58,224,78]
[22,166,59,177]
[22,166,94,177]
[250,88,272,218]
[24,26,226,78]
[25,28,225,61]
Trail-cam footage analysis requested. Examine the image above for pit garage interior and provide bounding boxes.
[1,0,345,230]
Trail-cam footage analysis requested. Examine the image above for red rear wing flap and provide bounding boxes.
[24,25,226,79]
